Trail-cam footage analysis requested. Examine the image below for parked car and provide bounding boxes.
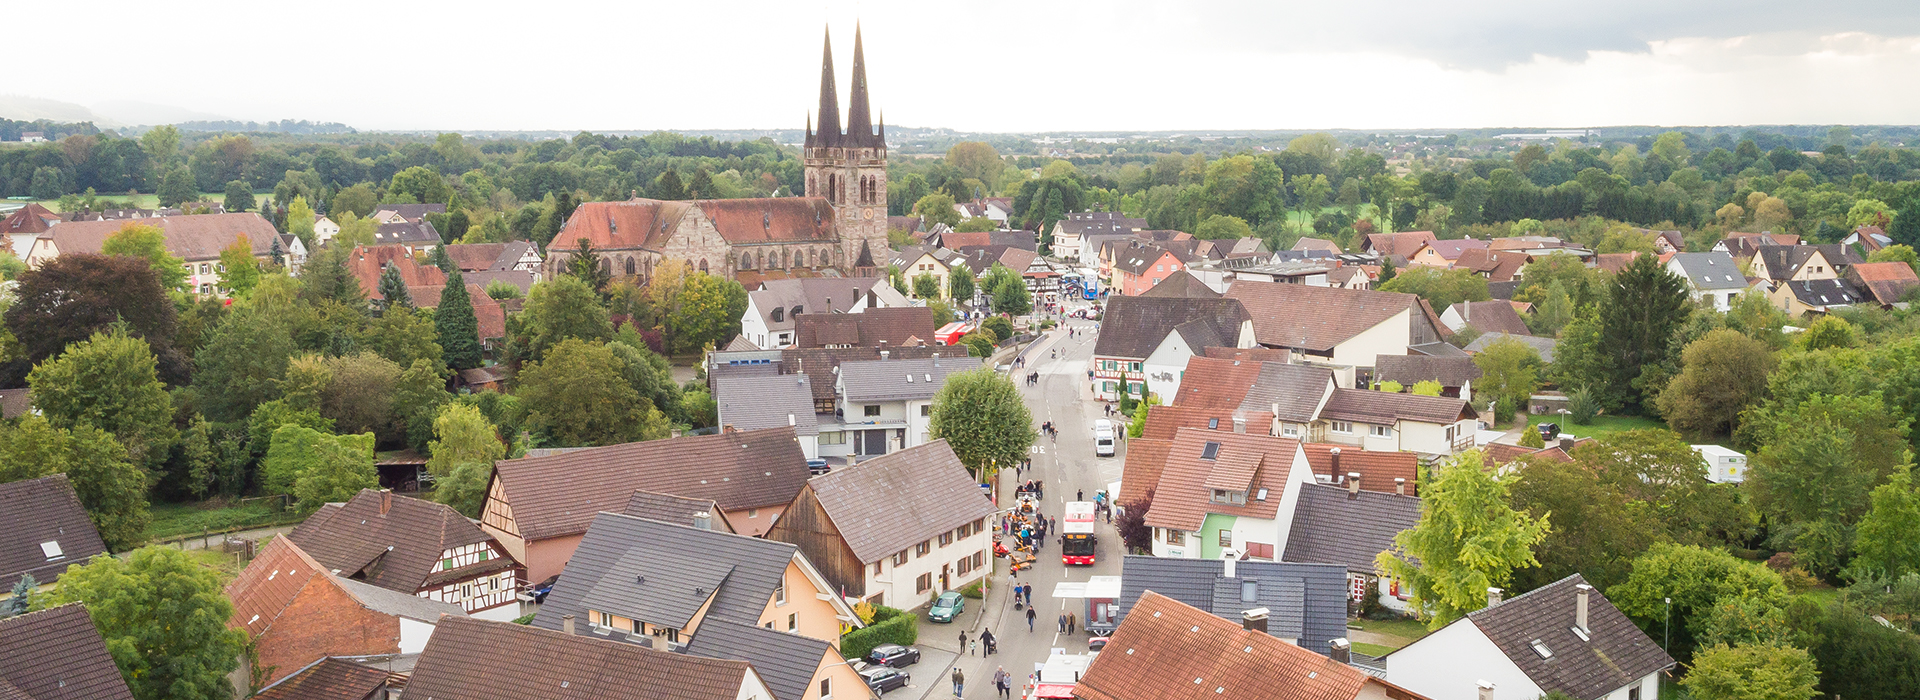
[529,575,560,604]
[807,459,832,475]
[859,665,911,695]
[867,643,921,667]
[928,591,965,623]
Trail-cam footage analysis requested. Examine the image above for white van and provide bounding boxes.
[1093,419,1115,457]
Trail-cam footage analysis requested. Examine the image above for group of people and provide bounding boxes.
[958,628,998,656]
[1040,421,1058,438]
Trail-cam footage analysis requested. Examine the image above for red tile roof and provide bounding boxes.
[1144,428,1304,532]
[1300,444,1420,496]
[551,198,841,253]
[227,536,327,639]
[34,212,278,261]
[1118,438,1173,506]
[287,489,512,595]
[1139,405,1275,441]
[1362,231,1436,257]
[253,657,406,700]
[1848,261,1920,306]
[409,283,506,340]
[1224,282,1428,353]
[347,245,445,298]
[0,604,134,700]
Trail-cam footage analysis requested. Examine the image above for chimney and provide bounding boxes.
[880,350,890,361]
[563,614,576,635]
[1487,587,1504,608]
[1329,638,1352,664]
[879,339,889,350]
[379,489,392,515]
[867,287,877,307]
[1477,681,1495,700]
[826,297,832,311]
[1222,556,1236,579]
[1232,413,1247,434]
[932,353,940,366]
[1241,608,1269,634]
[1347,472,1361,497]
[1395,477,1406,496]
[1575,584,1592,633]
[1330,447,1342,481]
[693,512,712,530]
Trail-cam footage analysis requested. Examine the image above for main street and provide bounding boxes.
[905,309,1125,699]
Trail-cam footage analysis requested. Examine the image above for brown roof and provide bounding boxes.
[410,283,507,340]
[490,427,809,542]
[2,203,58,238]
[782,345,951,405]
[1362,231,1436,257]
[1225,282,1428,352]
[1172,357,1333,424]
[226,535,317,633]
[1076,591,1395,700]
[552,198,840,252]
[347,245,445,298]
[1093,296,1250,360]
[1847,261,1920,306]
[253,657,406,700]
[0,474,107,589]
[1319,389,1474,426]
[1300,444,1420,496]
[1593,251,1642,274]
[405,616,758,700]
[0,388,29,420]
[623,490,735,532]
[1291,237,1342,253]
[1446,300,1531,337]
[0,604,134,700]
[1138,269,1221,298]
[1138,405,1275,441]
[288,489,511,594]
[1453,248,1530,281]
[36,212,278,261]
[801,440,997,564]
[441,242,537,272]
[791,306,936,348]
[1168,357,1262,409]
[1415,238,1489,261]
[1372,355,1481,388]
[1144,428,1304,532]
[1117,438,1174,506]
[1459,574,1675,699]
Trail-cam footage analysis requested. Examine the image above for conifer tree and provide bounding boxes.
[435,271,482,370]
[378,264,413,314]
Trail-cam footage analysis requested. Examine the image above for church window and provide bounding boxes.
[624,257,636,275]
[600,258,611,273]
[699,259,709,274]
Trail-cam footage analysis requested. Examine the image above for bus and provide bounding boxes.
[1062,501,1097,565]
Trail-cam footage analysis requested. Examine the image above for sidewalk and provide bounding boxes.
[908,543,1018,698]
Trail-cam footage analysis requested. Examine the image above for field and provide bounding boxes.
[147,498,300,541]
[1527,412,1667,440]
[18,191,277,212]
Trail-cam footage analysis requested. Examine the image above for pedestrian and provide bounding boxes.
[959,631,968,654]
[1026,606,1036,632]
[1025,586,1033,606]
[995,667,1012,699]
[1058,611,1067,633]
[970,638,978,656]
[1069,612,1077,634]
[952,667,965,697]
[1077,489,1084,501]
[982,628,996,655]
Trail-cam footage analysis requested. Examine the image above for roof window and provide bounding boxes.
[40,541,62,559]
[1530,639,1553,659]
[1201,442,1221,460]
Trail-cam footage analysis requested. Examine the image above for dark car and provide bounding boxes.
[859,665,911,694]
[867,643,921,667]
[807,459,832,476]
[1537,422,1561,442]
[530,575,560,604]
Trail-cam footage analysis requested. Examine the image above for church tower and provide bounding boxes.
[804,25,888,274]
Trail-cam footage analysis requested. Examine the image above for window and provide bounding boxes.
[198,263,210,274]
[1210,489,1246,505]
[1241,580,1257,602]
[917,540,931,557]
[939,532,954,547]
[1219,530,1232,547]
[788,613,797,631]
[920,404,931,417]
[1370,425,1393,438]
[1529,639,1552,659]
[916,573,933,593]
[1627,685,1641,700]
[1208,418,1219,430]
[40,541,62,559]
[865,405,881,417]
[894,550,909,566]
[1281,424,1299,437]
[1200,442,1220,460]
[821,678,832,699]
[775,581,786,605]
[1130,362,1142,372]
[1167,530,1185,546]
[1332,421,1353,434]
[597,611,613,629]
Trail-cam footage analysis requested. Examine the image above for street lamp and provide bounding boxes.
[1663,597,1671,652]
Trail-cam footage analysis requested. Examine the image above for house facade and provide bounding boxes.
[1092,295,1252,401]
[24,212,281,296]
[1225,282,1448,374]
[1113,243,1185,296]
[288,489,522,620]
[835,355,983,455]
[1314,389,1478,458]
[1142,429,1313,561]
[738,277,907,349]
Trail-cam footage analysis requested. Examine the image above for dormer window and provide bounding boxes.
[1210,489,1246,505]
[771,308,785,323]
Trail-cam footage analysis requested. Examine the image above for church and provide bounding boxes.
[544,28,890,288]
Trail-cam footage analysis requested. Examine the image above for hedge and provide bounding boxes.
[842,606,918,661]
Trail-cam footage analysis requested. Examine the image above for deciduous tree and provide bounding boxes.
[222,180,255,212]
[26,327,177,469]
[1376,450,1549,629]
[667,272,747,353]
[912,272,940,299]
[217,235,260,296]
[1509,454,1660,592]
[194,305,295,422]
[0,417,150,550]
[1472,337,1540,423]
[929,368,1036,480]
[516,338,668,447]
[1749,393,1914,575]
[427,403,505,517]
[521,274,612,361]
[1656,329,1775,438]
[100,223,189,291]
[1379,266,1490,311]
[1609,543,1789,662]
[48,547,247,700]
[914,193,960,228]
[948,264,976,303]
[1682,643,1820,700]
[1847,467,1920,582]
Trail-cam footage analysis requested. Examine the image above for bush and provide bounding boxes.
[1568,389,1599,425]
[486,280,524,300]
[961,579,986,599]
[841,605,918,661]
[982,316,1014,342]
[513,613,535,625]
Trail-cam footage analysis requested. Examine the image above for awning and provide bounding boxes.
[1052,576,1122,599]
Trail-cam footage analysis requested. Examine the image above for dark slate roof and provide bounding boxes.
[1779,278,1868,308]
[0,603,134,700]
[804,440,997,564]
[716,375,819,436]
[623,490,733,532]
[491,427,809,541]
[406,616,754,700]
[1170,314,1237,353]
[1461,574,1675,700]
[1319,388,1474,426]
[1115,556,1350,658]
[1446,300,1532,337]
[287,489,510,595]
[838,356,983,403]
[0,475,107,590]
[1373,354,1482,388]
[684,617,834,700]
[253,657,406,700]
[334,576,465,622]
[1282,482,1421,574]
[531,512,794,637]
[1668,252,1747,291]
[792,307,937,349]
[782,345,951,406]
[1094,296,1251,360]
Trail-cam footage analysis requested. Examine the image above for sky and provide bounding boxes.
[8,0,1920,132]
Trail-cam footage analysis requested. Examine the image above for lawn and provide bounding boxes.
[1527,412,1667,440]
[1347,616,1431,648]
[147,499,301,541]
[1350,642,1396,657]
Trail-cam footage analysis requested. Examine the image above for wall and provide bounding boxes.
[1143,329,1197,404]
[724,504,788,538]
[1593,670,1660,700]
[1330,308,1413,369]
[808,646,872,700]
[1384,620,1543,700]
[398,617,437,653]
[1199,513,1237,560]
[754,558,847,646]
[521,533,585,585]
[863,521,991,609]
[254,577,400,684]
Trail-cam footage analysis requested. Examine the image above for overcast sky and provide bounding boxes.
[11,0,1920,132]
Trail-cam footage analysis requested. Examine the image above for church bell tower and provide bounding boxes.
[804,25,888,274]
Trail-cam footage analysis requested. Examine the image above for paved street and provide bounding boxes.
[900,311,1123,700]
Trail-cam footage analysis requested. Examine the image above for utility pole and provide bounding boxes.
[1663,597,1672,652]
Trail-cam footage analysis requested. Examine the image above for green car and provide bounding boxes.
[928,591,965,623]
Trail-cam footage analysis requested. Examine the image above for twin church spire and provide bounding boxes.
[805,25,883,149]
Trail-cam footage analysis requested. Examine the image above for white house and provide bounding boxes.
[1139,309,1257,402]
[1142,429,1315,562]
[1314,389,1478,459]
[1092,295,1252,402]
[1052,212,1144,261]
[1384,575,1675,700]
[739,277,909,349]
[313,215,341,246]
[1224,282,1451,373]
[834,355,982,456]
[1693,444,1748,484]
[1666,252,1749,311]
[25,213,282,297]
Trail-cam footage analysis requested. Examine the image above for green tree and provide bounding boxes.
[260,423,375,509]
[981,316,1014,343]
[521,275,613,361]
[286,196,315,246]
[912,272,941,299]
[194,305,295,422]
[298,242,366,307]
[100,224,188,291]
[1194,214,1253,240]
[948,264,976,303]
[955,217,996,233]
[378,263,413,313]
[0,417,150,550]
[48,547,247,700]
[516,338,667,447]
[565,240,612,294]
[957,332,995,359]
[1574,431,1757,548]
[1509,453,1660,592]
[311,352,404,439]
[392,358,450,453]
[435,271,483,370]
[608,335,682,422]
[1472,337,1540,423]
[1292,173,1332,216]
[1379,266,1490,311]
[1609,543,1790,662]
[360,307,443,373]
[984,265,1032,316]
[929,368,1035,480]
[1749,393,1915,575]
[222,180,255,212]
[1528,280,1575,336]
[1410,380,1443,397]
[1377,450,1549,629]
[156,166,196,208]
[1850,467,1920,582]
[1597,253,1689,411]
[915,193,960,228]
[26,327,177,469]
[140,125,181,168]
[1683,643,1820,700]
[217,235,260,296]
[1198,154,1286,225]
[426,403,505,516]
[653,169,686,199]
[1798,315,1859,351]
[1656,329,1775,437]
[1801,602,1920,699]
[946,142,1003,191]
[666,272,747,353]
[1866,244,1919,274]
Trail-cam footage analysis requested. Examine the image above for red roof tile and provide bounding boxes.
[34,212,278,261]
[1144,428,1303,532]
[1300,444,1420,496]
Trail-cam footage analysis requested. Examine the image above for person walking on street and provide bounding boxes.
[1026,606,1037,632]
[1024,586,1033,606]
[1069,612,1077,634]
[970,637,978,656]
[995,667,1011,699]
[958,631,969,655]
[1058,611,1067,633]
[952,668,965,697]
[981,628,997,655]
